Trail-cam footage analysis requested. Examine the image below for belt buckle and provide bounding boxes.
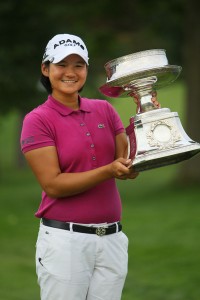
[96,227,106,236]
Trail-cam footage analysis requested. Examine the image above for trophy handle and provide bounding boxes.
[126,117,137,160]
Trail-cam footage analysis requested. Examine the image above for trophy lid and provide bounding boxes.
[99,49,182,98]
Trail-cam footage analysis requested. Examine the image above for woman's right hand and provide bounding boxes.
[108,158,139,180]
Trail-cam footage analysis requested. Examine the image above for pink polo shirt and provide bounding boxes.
[20,95,125,223]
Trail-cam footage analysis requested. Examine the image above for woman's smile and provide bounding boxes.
[61,79,77,83]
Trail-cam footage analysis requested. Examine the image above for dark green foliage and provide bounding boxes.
[0,0,186,113]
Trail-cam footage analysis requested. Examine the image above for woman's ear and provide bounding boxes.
[41,63,49,77]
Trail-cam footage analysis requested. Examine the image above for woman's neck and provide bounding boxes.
[51,92,80,110]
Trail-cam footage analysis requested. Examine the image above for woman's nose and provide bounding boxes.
[64,66,76,76]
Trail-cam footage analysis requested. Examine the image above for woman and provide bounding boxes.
[20,33,139,300]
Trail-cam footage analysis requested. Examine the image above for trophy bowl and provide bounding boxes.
[99,49,200,172]
[99,49,181,98]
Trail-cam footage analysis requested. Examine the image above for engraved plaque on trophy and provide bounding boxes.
[99,49,200,172]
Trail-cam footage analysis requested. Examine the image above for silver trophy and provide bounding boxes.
[99,49,200,172]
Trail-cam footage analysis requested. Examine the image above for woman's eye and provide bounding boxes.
[56,63,65,67]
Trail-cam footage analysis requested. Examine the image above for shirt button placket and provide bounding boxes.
[79,121,97,167]
[86,133,97,166]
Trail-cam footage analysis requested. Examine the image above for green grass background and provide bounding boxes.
[0,82,200,300]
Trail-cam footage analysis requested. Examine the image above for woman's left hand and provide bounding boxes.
[151,91,161,108]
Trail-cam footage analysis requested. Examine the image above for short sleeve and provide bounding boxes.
[105,101,125,135]
[20,112,55,153]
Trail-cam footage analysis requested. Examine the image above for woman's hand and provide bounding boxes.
[108,158,139,180]
[131,91,161,113]
[151,91,161,108]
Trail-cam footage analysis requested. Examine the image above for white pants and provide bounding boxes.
[36,223,129,300]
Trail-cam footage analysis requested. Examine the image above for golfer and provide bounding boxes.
[20,33,139,300]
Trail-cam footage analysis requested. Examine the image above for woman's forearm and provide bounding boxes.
[44,164,113,198]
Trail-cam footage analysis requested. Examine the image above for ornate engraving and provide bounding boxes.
[146,120,181,149]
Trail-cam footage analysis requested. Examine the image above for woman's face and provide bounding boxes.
[41,54,88,101]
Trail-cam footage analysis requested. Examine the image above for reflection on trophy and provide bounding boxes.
[99,49,200,172]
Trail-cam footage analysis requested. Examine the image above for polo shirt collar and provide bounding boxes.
[46,95,91,116]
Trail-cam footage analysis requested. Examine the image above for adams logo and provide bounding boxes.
[54,39,85,50]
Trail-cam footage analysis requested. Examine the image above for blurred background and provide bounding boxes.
[0,0,200,299]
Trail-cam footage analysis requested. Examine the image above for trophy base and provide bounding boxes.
[126,108,200,172]
[131,143,200,172]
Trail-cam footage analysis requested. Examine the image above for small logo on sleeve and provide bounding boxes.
[21,136,34,146]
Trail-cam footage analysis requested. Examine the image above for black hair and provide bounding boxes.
[40,61,52,94]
